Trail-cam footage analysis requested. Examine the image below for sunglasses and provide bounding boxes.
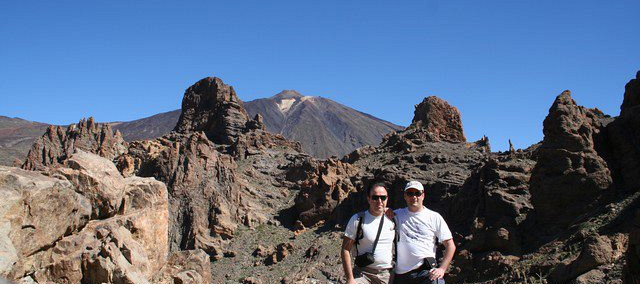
[405,191,423,197]
[370,195,388,201]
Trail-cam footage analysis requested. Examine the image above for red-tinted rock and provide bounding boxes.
[409,96,466,143]
[173,77,250,145]
[22,117,127,170]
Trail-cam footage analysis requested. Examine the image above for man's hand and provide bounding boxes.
[428,267,445,280]
[429,238,456,281]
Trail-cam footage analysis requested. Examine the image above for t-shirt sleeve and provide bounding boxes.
[436,213,453,242]
[344,213,359,240]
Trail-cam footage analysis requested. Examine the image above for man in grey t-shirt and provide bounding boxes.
[341,183,395,284]
[394,181,456,284]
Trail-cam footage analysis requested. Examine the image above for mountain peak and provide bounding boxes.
[272,90,303,100]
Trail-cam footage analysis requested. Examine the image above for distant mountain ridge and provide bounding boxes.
[244,90,403,158]
[0,91,402,164]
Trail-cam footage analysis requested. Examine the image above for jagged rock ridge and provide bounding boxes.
[0,90,402,164]
[21,117,128,171]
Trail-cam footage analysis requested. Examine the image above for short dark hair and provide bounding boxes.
[366,182,387,197]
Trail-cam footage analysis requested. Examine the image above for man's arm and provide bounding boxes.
[428,238,456,280]
[341,236,357,284]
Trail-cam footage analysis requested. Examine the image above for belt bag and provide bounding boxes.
[423,257,437,269]
[355,214,385,267]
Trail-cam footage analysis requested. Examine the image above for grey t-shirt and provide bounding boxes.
[394,207,452,274]
[344,211,395,269]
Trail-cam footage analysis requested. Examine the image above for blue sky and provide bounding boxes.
[1,1,638,151]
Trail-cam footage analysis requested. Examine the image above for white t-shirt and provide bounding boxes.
[394,207,453,274]
[344,211,395,269]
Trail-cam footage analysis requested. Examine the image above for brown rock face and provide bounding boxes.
[605,72,640,191]
[21,117,127,171]
[119,132,246,255]
[548,234,622,283]
[447,152,535,283]
[529,91,612,232]
[409,96,466,143]
[173,77,251,145]
[624,210,640,284]
[117,77,305,259]
[154,250,212,284]
[291,158,360,228]
[2,151,172,283]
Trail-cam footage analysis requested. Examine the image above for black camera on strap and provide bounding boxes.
[354,212,385,267]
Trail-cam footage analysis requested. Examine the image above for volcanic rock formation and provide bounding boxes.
[116,77,305,259]
[4,72,640,284]
[529,91,613,234]
[409,96,466,143]
[1,150,208,283]
[291,95,487,230]
[21,117,127,171]
[173,77,252,145]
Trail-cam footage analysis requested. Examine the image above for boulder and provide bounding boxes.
[0,166,91,276]
[154,250,211,284]
[548,234,623,283]
[2,151,169,283]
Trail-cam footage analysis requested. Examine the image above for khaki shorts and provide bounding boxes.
[353,266,391,284]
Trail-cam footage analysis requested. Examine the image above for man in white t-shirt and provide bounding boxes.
[341,183,395,284]
[394,181,456,284]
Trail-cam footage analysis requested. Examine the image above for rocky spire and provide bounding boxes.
[409,96,466,143]
[620,71,640,117]
[529,90,612,230]
[173,77,251,144]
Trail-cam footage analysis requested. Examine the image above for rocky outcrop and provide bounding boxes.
[118,132,247,256]
[620,71,640,117]
[21,117,127,171]
[117,77,305,259]
[173,77,252,145]
[291,158,360,228]
[529,91,612,232]
[624,210,640,284]
[154,250,211,284]
[290,96,486,229]
[605,72,640,191]
[407,96,466,143]
[548,234,627,284]
[447,152,535,283]
[1,151,177,283]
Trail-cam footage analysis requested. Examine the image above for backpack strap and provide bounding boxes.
[370,214,385,254]
[354,211,365,255]
[392,216,398,264]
